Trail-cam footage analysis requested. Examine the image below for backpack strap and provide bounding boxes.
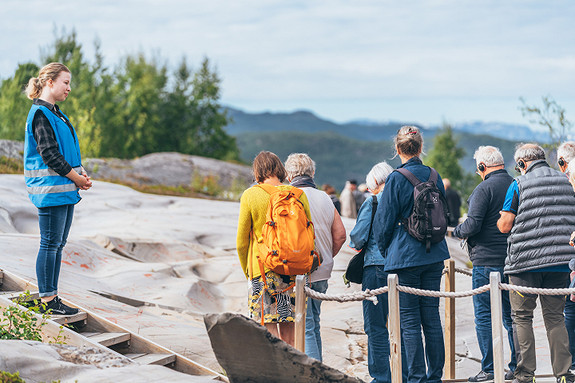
[396,167,439,186]
[366,195,378,237]
[395,168,422,186]
[256,183,304,199]
[256,183,281,195]
[428,168,438,184]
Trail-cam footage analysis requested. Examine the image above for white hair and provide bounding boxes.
[514,143,546,163]
[473,146,504,167]
[285,153,315,179]
[366,162,394,191]
[568,160,575,181]
[558,142,575,164]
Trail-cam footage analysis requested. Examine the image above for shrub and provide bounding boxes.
[0,291,66,343]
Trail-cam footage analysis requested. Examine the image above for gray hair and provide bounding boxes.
[558,142,575,164]
[514,143,546,163]
[473,146,504,167]
[285,153,316,179]
[366,162,394,191]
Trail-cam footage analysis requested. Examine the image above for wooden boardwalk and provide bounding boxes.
[0,268,228,382]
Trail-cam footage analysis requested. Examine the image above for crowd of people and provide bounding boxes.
[21,62,575,383]
[236,128,575,383]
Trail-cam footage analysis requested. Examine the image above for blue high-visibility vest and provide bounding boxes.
[24,104,82,208]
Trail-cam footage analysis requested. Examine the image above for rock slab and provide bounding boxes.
[204,312,364,383]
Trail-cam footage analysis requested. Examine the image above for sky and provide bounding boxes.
[2,0,575,127]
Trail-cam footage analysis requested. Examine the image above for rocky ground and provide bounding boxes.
[0,139,555,382]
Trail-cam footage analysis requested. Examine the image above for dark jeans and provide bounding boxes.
[565,292,575,369]
[395,261,445,383]
[509,271,573,380]
[472,266,516,373]
[36,204,74,297]
[363,265,408,383]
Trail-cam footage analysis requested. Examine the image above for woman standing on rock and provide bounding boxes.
[236,151,312,346]
[24,62,92,315]
[373,126,449,383]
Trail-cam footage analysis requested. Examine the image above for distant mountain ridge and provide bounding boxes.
[226,107,545,143]
[223,107,548,189]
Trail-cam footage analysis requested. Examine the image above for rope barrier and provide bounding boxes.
[500,283,575,296]
[304,277,575,302]
[305,286,388,303]
[397,284,489,298]
[454,267,473,277]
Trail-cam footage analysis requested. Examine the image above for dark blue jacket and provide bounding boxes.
[374,157,450,271]
[453,169,512,266]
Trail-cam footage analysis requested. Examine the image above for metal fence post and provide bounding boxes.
[444,258,456,379]
[388,273,403,383]
[294,275,306,353]
[490,272,505,383]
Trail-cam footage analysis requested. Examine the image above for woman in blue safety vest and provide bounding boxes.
[24,62,92,315]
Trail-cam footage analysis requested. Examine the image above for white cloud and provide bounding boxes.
[1,0,574,124]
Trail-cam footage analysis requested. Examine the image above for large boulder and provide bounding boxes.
[0,139,24,160]
[204,313,364,383]
[83,152,253,192]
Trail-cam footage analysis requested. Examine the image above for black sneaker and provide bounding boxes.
[469,371,494,382]
[557,376,575,383]
[505,370,515,381]
[39,296,79,316]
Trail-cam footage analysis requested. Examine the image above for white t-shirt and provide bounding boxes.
[301,187,336,283]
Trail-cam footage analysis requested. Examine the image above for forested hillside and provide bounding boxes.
[0,30,239,161]
[226,108,523,190]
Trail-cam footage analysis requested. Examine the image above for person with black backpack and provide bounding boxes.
[373,126,450,383]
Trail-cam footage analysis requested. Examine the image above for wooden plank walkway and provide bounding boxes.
[0,268,228,382]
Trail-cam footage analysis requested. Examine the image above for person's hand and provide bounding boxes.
[570,231,575,247]
[79,168,92,190]
[68,168,92,190]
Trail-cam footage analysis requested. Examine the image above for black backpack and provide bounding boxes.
[396,167,449,252]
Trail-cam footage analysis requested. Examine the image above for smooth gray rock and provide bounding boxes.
[0,340,219,383]
[83,152,253,190]
[204,313,364,383]
[0,139,24,160]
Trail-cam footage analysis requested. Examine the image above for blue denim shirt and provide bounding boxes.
[349,194,384,267]
[373,157,450,272]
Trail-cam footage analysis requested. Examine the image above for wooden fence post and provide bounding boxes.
[388,273,403,383]
[294,275,306,353]
[444,258,456,380]
[490,272,505,383]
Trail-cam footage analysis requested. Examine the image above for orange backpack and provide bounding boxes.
[256,184,318,276]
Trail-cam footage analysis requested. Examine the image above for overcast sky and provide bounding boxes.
[2,0,574,126]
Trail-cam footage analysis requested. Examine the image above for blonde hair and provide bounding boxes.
[25,62,70,100]
[394,125,423,157]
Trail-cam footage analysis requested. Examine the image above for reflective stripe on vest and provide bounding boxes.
[24,166,82,178]
[26,183,79,195]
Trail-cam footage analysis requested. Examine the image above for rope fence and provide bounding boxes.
[305,280,575,302]
[294,259,575,383]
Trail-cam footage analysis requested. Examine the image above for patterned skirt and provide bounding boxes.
[249,271,296,324]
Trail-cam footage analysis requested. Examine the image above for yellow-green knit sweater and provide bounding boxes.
[236,184,312,279]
